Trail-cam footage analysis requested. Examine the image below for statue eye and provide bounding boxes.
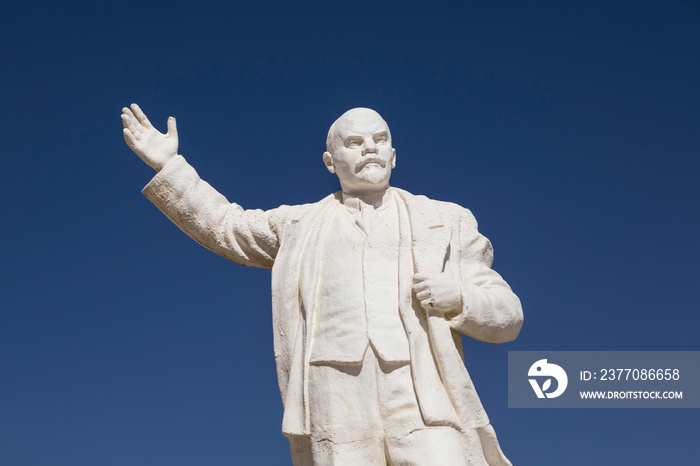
[374,133,388,144]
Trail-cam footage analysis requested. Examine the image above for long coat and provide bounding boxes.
[143,155,523,466]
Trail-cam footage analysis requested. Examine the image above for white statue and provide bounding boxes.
[122,104,523,466]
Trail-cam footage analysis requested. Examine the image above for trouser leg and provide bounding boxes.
[307,348,470,466]
[309,437,386,466]
[385,426,469,466]
[308,350,386,466]
[376,357,469,466]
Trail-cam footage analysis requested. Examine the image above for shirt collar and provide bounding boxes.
[340,187,394,214]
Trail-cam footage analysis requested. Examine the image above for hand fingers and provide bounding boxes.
[420,298,438,310]
[123,128,137,149]
[416,289,431,300]
[167,116,177,136]
[412,281,430,293]
[121,108,143,134]
[121,107,133,126]
[130,103,153,128]
[412,273,430,284]
[121,112,137,131]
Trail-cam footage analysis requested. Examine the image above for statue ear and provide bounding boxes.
[391,148,396,169]
[323,151,335,174]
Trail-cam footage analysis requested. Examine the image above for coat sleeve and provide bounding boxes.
[447,208,523,343]
[141,154,281,269]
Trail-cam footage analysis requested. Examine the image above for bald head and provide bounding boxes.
[326,108,392,155]
[322,108,396,195]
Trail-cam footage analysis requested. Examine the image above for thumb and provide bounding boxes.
[167,116,178,136]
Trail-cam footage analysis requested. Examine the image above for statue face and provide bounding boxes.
[323,109,396,194]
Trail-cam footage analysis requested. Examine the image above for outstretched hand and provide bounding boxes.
[121,104,178,171]
[413,270,463,316]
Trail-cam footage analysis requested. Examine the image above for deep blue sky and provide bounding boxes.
[1,1,699,465]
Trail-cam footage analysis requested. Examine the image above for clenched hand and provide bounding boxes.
[412,270,463,316]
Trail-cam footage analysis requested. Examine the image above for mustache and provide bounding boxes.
[355,157,387,172]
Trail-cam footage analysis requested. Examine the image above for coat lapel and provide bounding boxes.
[394,188,452,274]
[394,188,462,428]
[277,193,340,437]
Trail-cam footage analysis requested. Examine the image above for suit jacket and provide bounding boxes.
[143,154,523,466]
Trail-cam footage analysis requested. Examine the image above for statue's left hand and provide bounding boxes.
[412,271,463,316]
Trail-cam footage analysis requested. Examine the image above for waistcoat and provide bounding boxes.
[308,198,410,364]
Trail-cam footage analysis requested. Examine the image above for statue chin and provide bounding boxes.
[351,168,391,190]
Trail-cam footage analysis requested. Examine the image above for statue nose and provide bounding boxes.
[363,141,378,155]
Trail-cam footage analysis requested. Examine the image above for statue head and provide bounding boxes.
[323,108,396,195]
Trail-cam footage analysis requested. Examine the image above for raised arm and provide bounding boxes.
[122,104,280,269]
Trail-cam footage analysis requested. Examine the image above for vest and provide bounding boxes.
[308,198,410,365]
